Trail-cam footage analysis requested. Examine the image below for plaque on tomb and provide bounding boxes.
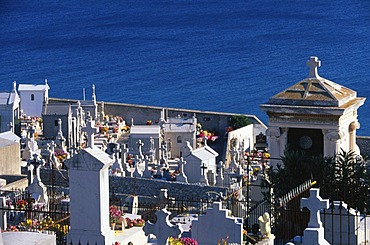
[288,128,323,156]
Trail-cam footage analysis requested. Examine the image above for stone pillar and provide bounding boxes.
[279,128,288,157]
[323,129,343,157]
[266,127,280,167]
[349,121,360,154]
[66,148,114,245]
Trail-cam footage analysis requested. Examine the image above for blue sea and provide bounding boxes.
[0,0,369,135]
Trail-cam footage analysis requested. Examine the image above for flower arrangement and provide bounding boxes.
[217,235,229,245]
[13,217,69,238]
[122,125,130,132]
[55,150,68,162]
[168,237,198,245]
[109,205,122,223]
[16,199,28,209]
[125,217,145,228]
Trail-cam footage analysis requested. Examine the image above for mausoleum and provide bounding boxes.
[260,57,366,166]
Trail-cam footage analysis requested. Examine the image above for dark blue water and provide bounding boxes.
[0,0,369,135]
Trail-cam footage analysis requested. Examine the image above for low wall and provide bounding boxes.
[40,169,228,200]
[48,98,267,138]
[357,136,370,157]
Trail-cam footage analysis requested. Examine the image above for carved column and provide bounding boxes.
[266,126,281,167]
[349,121,360,154]
[279,128,289,157]
[323,129,343,157]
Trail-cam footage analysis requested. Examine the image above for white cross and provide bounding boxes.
[83,119,98,148]
[177,157,186,174]
[301,188,329,228]
[307,56,321,78]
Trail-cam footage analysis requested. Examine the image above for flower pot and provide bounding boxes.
[111,222,116,230]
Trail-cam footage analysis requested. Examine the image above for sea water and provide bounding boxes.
[0,0,369,135]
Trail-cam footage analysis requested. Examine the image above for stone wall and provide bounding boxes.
[110,175,229,200]
[357,136,370,157]
[40,169,229,200]
[48,98,266,138]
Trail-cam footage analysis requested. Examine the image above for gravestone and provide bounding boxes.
[137,140,144,160]
[215,161,225,187]
[83,118,98,148]
[27,154,48,205]
[143,189,182,245]
[176,157,188,183]
[66,147,114,245]
[110,143,124,176]
[142,156,153,178]
[132,157,143,178]
[300,188,330,245]
[191,202,243,244]
[321,201,369,245]
[229,147,239,172]
[148,137,156,162]
[120,144,132,177]
[22,125,41,160]
[55,118,67,152]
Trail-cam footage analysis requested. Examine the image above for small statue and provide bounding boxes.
[258,212,272,239]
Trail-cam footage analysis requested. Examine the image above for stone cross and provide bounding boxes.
[56,118,66,150]
[216,161,225,187]
[301,188,329,228]
[143,208,182,245]
[230,147,238,163]
[158,188,168,209]
[28,125,36,141]
[149,137,156,161]
[83,119,98,148]
[307,56,321,78]
[111,146,123,175]
[142,156,152,178]
[28,153,45,184]
[176,157,188,183]
[137,140,144,159]
[121,144,128,162]
[199,162,209,185]
[159,141,168,168]
[229,147,239,171]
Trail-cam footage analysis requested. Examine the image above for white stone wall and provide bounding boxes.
[19,90,46,117]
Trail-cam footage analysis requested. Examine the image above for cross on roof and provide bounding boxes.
[301,188,329,228]
[307,56,321,78]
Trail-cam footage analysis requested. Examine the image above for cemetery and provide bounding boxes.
[0,56,368,245]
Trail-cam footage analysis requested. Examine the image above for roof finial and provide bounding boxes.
[92,84,96,102]
[45,78,48,85]
[12,81,17,92]
[307,56,321,78]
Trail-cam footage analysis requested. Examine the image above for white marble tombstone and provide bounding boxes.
[66,147,114,245]
[300,188,330,245]
[191,202,243,244]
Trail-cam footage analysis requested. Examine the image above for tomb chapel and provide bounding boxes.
[0,81,20,134]
[18,79,49,117]
[260,57,366,166]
